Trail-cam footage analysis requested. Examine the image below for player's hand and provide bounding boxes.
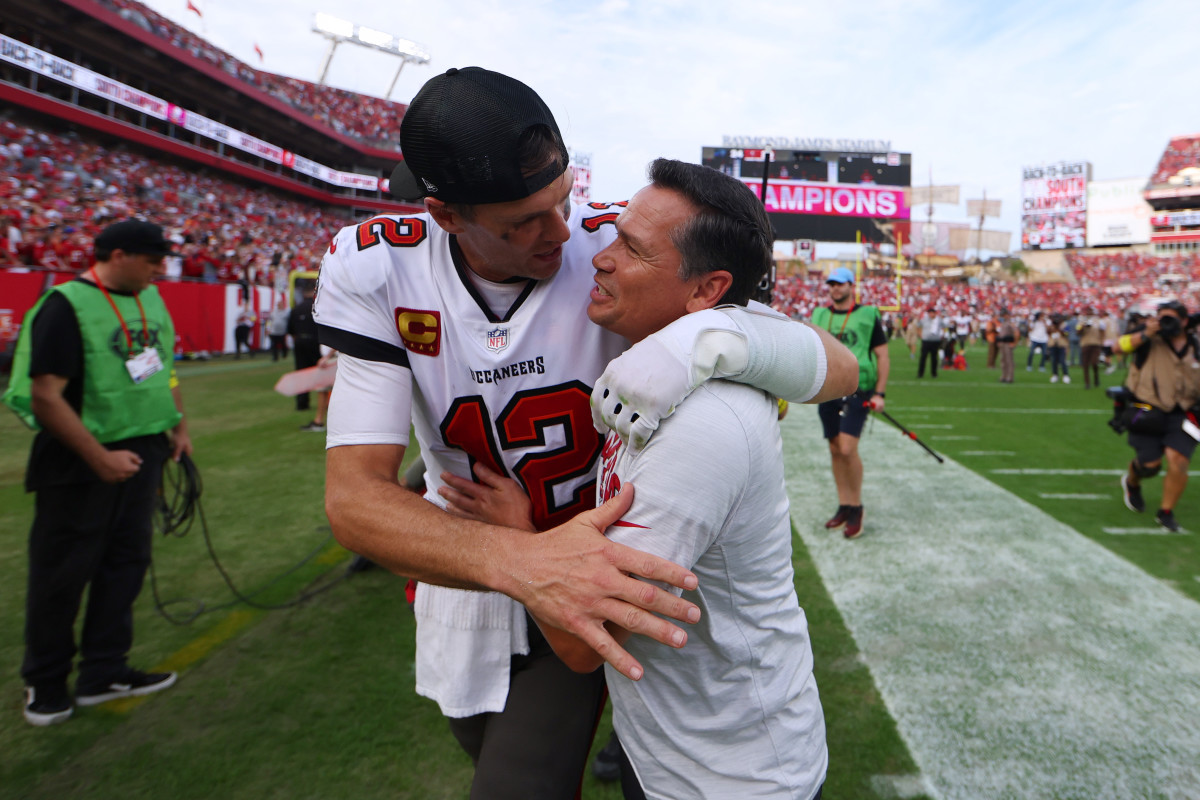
[506,485,701,682]
[94,449,143,483]
[439,463,536,532]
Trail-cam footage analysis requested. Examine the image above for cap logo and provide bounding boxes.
[422,178,438,193]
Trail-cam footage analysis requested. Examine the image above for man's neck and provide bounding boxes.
[89,262,124,292]
[832,298,855,312]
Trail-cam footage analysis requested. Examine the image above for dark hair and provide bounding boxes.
[647,158,772,306]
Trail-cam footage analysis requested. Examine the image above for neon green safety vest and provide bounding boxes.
[811,303,881,392]
[3,280,181,442]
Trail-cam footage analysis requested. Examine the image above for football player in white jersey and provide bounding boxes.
[315,67,856,798]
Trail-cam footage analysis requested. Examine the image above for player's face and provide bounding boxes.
[588,184,700,344]
[454,171,573,282]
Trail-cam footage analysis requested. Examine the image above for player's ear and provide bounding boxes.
[685,270,733,313]
[425,198,466,234]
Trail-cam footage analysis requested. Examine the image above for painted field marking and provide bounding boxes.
[930,435,978,441]
[995,468,1200,476]
[909,424,954,429]
[870,774,934,799]
[781,405,1200,800]
[1039,493,1107,500]
[905,406,1107,415]
[98,541,347,714]
[101,609,258,714]
[959,450,1016,456]
[1102,527,1186,536]
[891,380,1111,392]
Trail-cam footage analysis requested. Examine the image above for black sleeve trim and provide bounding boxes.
[317,324,410,368]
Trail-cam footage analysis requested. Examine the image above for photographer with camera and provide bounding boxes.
[1115,300,1200,532]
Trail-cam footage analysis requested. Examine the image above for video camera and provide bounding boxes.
[1106,385,1133,434]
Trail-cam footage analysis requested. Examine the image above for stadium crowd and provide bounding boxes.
[773,249,1200,334]
[1151,135,1200,185]
[0,119,352,284]
[93,0,407,149]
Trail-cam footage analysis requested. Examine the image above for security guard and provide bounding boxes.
[1116,299,1200,532]
[4,220,191,725]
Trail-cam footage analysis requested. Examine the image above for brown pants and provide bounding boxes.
[999,344,1015,382]
[1081,344,1103,388]
[986,340,997,368]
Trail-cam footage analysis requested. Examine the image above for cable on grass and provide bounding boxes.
[150,453,351,625]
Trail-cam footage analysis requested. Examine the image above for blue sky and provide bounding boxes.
[140,0,1200,254]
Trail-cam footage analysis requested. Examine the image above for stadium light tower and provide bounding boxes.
[312,13,431,99]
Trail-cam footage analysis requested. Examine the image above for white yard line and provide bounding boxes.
[903,406,1107,415]
[929,435,978,441]
[1039,493,1107,500]
[781,405,1200,800]
[994,468,1200,477]
[1101,527,1186,536]
[958,451,1016,456]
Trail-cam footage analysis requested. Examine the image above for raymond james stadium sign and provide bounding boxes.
[723,136,893,154]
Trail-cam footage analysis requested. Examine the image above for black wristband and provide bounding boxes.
[873,391,886,398]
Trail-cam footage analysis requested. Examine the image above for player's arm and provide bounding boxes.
[593,303,858,449]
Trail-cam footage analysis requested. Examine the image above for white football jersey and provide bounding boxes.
[313,201,628,530]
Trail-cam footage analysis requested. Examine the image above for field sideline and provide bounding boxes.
[2,340,1198,799]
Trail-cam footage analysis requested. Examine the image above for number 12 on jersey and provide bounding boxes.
[439,381,601,530]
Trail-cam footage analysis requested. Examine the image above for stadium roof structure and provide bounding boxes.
[1145,133,1200,209]
[5,0,407,167]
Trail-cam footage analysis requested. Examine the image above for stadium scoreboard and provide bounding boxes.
[701,145,912,243]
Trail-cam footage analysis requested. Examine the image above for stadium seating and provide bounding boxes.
[1150,135,1200,186]
[96,0,407,150]
[0,118,353,284]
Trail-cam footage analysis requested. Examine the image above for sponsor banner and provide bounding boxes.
[1086,178,1152,246]
[1151,211,1200,228]
[0,34,383,193]
[1,35,167,120]
[1021,160,1091,250]
[746,180,910,219]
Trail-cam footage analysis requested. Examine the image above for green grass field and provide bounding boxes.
[1,341,1195,799]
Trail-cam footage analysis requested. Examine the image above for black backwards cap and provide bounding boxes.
[388,67,569,205]
[94,219,175,256]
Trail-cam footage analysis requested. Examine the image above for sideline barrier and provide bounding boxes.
[1,270,287,355]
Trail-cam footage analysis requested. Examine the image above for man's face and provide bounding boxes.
[112,250,166,292]
[826,280,853,304]
[587,184,701,343]
[450,171,573,282]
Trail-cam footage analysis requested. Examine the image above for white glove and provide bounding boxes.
[591,309,747,451]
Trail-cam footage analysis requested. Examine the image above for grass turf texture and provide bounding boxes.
[0,340,1191,798]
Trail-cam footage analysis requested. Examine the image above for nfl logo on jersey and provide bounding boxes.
[486,327,509,353]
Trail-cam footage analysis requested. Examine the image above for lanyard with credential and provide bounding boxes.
[825,305,852,339]
[89,269,148,357]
